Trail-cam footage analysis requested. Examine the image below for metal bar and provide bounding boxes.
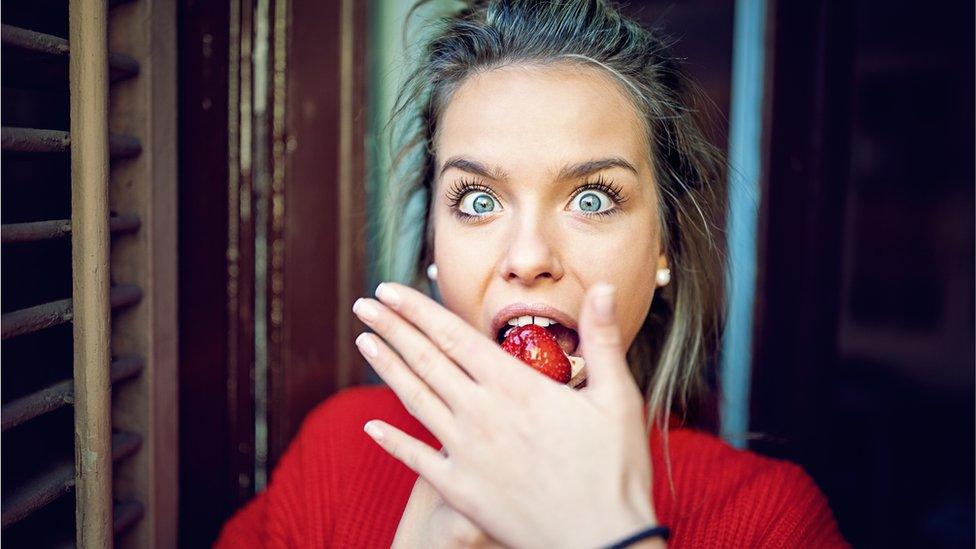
[1,298,72,340]
[1,128,142,158]
[111,431,143,461]
[1,284,142,340]
[720,0,768,447]
[0,379,71,431]
[0,24,139,81]
[112,499,145,535]
[1,215,140,244]
[1,24,69,55]
[1,128,69,153]
[107,285,143,309]
[1,357,144,432]
[46,498,145,549]
[108,133,143,158]
[1,462,74,530]
[337,0,354,389]
[0,431,143,529]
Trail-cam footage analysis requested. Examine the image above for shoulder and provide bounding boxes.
[302,385,408,431]
[296,386,430,545]
[301,384,425,430]
[216,386,424,547]
[296,384,436,452]
[659,429,849,547]
[667,427,812,485]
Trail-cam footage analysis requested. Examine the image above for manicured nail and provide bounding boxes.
[364,421,384,442]
[355,332,378,358]
[375,283,401,308]
[592,283,616,323]
[353,298,379,322]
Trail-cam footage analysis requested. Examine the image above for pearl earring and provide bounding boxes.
[426,263,438,281]
[656,268,671,287]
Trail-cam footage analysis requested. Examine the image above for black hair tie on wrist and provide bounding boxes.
[602,525,671,549]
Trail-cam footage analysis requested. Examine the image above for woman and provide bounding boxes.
[218,1,849,546]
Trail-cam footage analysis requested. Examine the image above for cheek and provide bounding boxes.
[615,258,658,345]
[566,221,659,342]
[432,217,495,327]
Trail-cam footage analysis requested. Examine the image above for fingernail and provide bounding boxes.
[375,283,401,308]
[364,421,384,442]
[356,333,378,358]
[353,298,379,322]
[592,283,616,323]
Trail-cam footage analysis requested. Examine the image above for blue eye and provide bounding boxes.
[459,191,499,216]
[570,190,614,214]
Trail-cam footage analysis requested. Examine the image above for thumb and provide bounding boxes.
[578,282,635,402]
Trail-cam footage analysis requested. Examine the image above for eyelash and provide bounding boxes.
[444,174,627,222]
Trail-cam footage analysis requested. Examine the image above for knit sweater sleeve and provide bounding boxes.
[749,461,850,548]
[214,398,339,547]
[657,429,849,547]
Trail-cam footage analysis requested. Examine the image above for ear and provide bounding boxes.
[656,254,669,271]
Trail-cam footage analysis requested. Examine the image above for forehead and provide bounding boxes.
[435,64,651,177]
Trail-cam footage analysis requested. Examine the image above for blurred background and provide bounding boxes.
[1,0,973,547]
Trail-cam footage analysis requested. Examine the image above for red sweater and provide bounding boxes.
[216,386,849,547]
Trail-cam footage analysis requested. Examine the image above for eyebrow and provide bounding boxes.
[439,156,639,181]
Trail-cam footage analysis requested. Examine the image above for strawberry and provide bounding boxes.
[501,324,572,384]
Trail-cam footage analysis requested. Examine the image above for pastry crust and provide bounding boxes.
[568,356,587,389]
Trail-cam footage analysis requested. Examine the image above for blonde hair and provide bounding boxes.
[384,0,728,493]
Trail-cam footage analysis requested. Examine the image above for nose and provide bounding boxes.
[498,215,564,285]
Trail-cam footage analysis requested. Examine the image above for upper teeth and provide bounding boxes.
[508,315,556,328]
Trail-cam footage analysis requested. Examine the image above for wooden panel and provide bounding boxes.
[266,0,367,466]
[226,0,259,505]
[175,0,248,544]
[68,0,114,544]
[173,0,367,542]
[107,0,179,546]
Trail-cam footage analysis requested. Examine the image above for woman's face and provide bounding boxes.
[432,64,667,357]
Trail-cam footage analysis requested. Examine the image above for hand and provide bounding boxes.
[353,282,659,549]
[393,474,504,549]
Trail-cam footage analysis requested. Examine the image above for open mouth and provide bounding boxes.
[495,315,580,356]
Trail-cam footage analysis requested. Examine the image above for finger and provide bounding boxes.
[373,282,538,394]
[355,332,457,445]
[577,283,641,406]
[363,419,452,490]
[354,297,477,412]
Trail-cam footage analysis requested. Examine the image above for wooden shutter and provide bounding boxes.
[175,0,368,543]
[1,0,177,546]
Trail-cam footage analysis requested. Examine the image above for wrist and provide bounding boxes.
[586,504,659,549]
[597,500,666,549]
[627,539,667,549]
[600,523,669,549]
